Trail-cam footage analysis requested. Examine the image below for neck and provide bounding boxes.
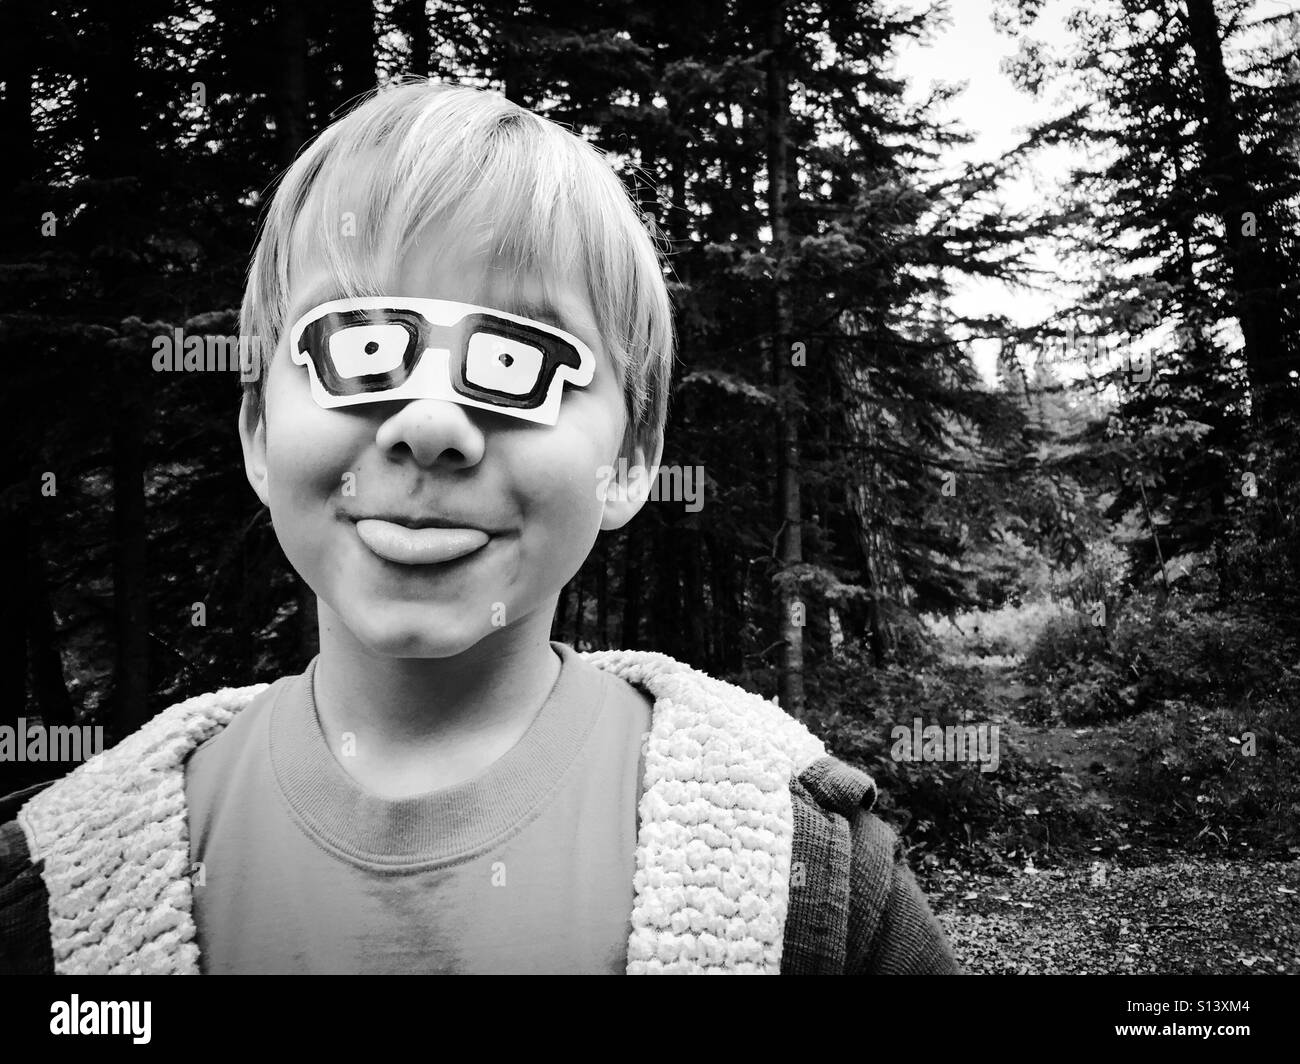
[309,598,564,797]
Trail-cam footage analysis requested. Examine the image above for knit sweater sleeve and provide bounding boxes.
[0,781,57,975]
[848,808,962,974]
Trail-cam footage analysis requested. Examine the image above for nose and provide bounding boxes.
[374,398,487,470]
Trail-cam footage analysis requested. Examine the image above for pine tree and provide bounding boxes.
[1001,0,1300,599]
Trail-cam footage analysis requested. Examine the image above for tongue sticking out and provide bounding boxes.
[354,519,490,565]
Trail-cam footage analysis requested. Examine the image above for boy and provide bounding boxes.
[0,81,959,975]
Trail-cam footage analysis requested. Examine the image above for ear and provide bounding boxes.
[599,431,664,532]
[238,391,271,508]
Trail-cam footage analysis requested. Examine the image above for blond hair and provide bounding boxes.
[239,79,675,461]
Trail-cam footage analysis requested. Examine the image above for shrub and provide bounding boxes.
[1111,690,1300,851]
[923,599,1072,661]
[1022,592,1298,727]
[1112,599,1292,707]
[803,643,1017,853]
[1021,608,1109,674]
[1048,540,1128,612]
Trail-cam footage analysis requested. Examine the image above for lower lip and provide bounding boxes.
[354,519,492,566]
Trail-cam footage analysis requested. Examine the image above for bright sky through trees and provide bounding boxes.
[894,0,1298,384]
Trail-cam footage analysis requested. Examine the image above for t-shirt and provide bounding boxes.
[184,641,654,974]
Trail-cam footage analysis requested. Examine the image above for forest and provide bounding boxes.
[3,0,1298,972]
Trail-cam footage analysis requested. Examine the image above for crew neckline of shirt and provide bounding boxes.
[268,640,609,869]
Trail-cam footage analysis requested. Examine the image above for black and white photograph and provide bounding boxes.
[1,0,1296,1023]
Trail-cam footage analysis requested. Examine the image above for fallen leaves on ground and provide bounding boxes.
[930,858,1300,974]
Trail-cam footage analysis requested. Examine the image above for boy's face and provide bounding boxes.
[239,221,656,659]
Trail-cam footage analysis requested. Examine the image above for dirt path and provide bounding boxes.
[984,662,1135,792]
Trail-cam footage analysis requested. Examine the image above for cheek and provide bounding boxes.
[520,440,602,519]
[513,423,615,533]
[263,366,360,502]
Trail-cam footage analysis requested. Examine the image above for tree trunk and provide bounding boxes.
[276,0,309,163]
[296,576,319,664]
[28,528,75,727]
[596,538,609,648]
[1184,0,1291,427]
[649,522,680,657]
[683,530,707,663]
[2,492,28,721]
[400,0,432,78]
[499,24,524,104]
[238,522,256,678]
[110,351,151,735]
[621,522,643,648]
[0,0,34,212]
[554,574,570,637]
[573,565,586,648]
[337,0,377,103]
[853,480,889,668]
[92,7,152,736]
[765,0,805,716]
[709,535,740,673]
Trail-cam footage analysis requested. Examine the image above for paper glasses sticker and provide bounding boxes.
[289,296,596,426]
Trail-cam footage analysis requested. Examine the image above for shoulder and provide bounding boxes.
[1,681,276,967]
[185,676,291,844]
[786,755,962,974]
[0,779,58,973]
[187,673,285,771]
[578,648,829,773]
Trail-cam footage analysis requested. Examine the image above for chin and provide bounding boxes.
[343,608,488,660]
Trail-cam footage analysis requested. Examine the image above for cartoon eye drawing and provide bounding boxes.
[463,332,545,395]
[327,323,411,378]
